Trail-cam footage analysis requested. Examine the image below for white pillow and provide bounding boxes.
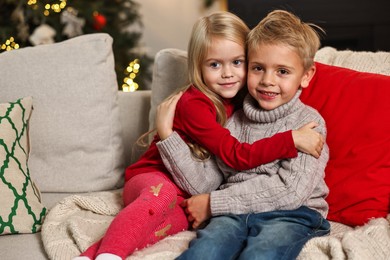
[0,34,124,192]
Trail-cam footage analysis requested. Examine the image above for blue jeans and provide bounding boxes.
[176,206,330,260]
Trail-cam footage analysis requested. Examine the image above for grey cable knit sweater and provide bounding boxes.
[157,90,329,218]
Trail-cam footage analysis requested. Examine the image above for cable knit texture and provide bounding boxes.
[210,90,329,217]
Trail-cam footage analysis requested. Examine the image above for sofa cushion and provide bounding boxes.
[314,46,390,76]
[301,62,390,226]
[0,232,47,259]
[118,91,151,165]
[0,33,124,192]
[148,48,189,133]
[0,97,46,235]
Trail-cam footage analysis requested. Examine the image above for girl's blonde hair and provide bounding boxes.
[247,10,324,70]
[138,12,249,160]
[187,11,249,160]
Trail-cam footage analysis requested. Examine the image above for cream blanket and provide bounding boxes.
[41,191,390,260]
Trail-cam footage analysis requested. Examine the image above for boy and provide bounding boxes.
[157,10,330,260]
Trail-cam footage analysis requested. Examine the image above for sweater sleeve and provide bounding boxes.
[157,131,223,195]
[176,95,297,171]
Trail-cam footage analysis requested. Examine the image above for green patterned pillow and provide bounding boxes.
[0,97,46,235]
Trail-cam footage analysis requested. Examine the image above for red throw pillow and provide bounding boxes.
[300,62,390,226]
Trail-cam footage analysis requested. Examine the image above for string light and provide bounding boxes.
[122,59,140,92]
[44,0,67,16]
[1,37,20,52]
[27,0,38,6]
[27,0,67,16]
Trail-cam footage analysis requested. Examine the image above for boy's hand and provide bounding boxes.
[181,193,211,229]
[155,91,183,140]
[292,122,324,158]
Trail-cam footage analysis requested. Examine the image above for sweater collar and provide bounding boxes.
[243,89,303,123]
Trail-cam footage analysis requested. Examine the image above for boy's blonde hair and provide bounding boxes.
[247,10,323,70]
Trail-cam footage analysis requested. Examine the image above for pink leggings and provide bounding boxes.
[81,172,189,259]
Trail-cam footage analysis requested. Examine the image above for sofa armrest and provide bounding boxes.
[118,90,151,167]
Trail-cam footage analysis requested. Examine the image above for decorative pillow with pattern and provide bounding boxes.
[0,97,46,235]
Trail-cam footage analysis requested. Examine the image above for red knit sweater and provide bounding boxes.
[125,85,297,182]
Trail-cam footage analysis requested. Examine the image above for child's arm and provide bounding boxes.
[156,92,223,195]
[157,131,223,195]
[155,91,182,140]
[157,91,295,171]
[156,91,324,171]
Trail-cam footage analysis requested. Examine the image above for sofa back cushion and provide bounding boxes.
[148,48,189,133]
[314,46,390,76]
[0,34,124,192]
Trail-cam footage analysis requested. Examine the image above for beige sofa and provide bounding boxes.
[0,33,389,259]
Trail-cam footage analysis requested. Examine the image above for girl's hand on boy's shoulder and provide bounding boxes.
[292,121,324,158]
[156,91,183,140]
[181,193,211,229]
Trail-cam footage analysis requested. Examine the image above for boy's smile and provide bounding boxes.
[247,43,315,110]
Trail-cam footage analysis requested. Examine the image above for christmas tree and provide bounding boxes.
[0,0,153,91]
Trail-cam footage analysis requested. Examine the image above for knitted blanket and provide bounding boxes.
[41,191,390,260]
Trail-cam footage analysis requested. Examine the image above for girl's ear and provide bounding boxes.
[300,65,316,88]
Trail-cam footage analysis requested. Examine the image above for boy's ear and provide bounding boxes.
[300,65,316,88]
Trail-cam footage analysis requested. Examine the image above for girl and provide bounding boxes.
[74,11,322,260]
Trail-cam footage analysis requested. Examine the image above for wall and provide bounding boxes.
[228,0,390,52]
[135,0,226,56]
